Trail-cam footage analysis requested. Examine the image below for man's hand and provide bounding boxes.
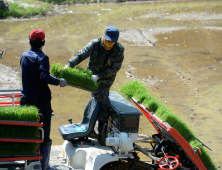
[65,65,69,68]
[91,75,99,82]
[60,78,68,87]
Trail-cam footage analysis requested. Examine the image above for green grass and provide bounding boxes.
[0,2,47,19]
[51,63,100,91]
[38,0,92,4]
[120,80,217,170]
[38,0,109,4]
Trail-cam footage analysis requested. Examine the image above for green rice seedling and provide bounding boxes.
[81,74,88,88]
[147,99,160,112]
[189,140,217,170]
[14,106,39,122]
[172,121,196,142]
[28,106,39,122]
[50,63,100,91]
[159,109,182,128]
[189,139,202,150]
[142,97,160,112]
[0,143,37,155]
[0,106,38,122]
[0,106,39,138]
[0,125,5,137]
[77,71,85,87]
[5,143,12,155]
[11,125,20,137]
[0,125,38,138]
[51,63,62,78]
[199,148,218,170]
[133,89,150,103]
[13,143,21,155]
[120,80,143,99]
[71,67,80,84]
[20,126,39,138]
[0,108,7,120]
[155,106,169,118]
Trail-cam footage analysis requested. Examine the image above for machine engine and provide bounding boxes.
[105,91,141,154]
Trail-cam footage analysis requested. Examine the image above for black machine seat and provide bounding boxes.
[59,98,100,141]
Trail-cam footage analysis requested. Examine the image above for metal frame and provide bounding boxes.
[0,90,21,107]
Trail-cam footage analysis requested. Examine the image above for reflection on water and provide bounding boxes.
[0,1,222,167]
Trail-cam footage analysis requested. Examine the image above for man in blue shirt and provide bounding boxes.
[20,29,67,170]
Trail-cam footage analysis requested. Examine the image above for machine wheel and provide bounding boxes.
[100,159,152,170]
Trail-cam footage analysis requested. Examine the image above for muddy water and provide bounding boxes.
[0,1,222,167]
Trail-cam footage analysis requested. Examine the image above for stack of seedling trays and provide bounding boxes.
[120,81,218,170]
[51,63,100,93]
[0,106,43,166]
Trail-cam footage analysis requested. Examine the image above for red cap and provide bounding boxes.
[30,29,45,42]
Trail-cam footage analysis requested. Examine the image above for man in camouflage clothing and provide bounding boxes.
[66,26,124,145]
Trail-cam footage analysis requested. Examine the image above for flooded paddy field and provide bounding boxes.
[0,0,222,168]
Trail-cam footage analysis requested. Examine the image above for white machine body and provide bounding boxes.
[106,131,137,154]
[61,139,119,170]
[61,132,137,170]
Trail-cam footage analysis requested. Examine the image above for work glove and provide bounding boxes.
[60,78,68,87]
[65,65,69,68]
[91,75,99,82]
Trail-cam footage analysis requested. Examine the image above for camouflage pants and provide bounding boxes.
[92,85,110,122]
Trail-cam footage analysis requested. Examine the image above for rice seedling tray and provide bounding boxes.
[0,138,43,143]
[0,120,43,127]
[67,83,97,93]
[51,63,100,92]
[0,142,42,161]
[0,156,42,162]
[132,97,207,170]
[0,154,38,158]
[0,101,20,107]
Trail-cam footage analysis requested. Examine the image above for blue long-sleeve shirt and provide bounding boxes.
[20,48,60,100]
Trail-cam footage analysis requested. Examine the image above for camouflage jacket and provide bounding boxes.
[67,37,124,87]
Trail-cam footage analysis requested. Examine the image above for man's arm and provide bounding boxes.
[67,41,94,67]
[98,50,124,79]
[39,57,60,85]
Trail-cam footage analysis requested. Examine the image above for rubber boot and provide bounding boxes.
[40,145,55,170]
[98,120,107,146]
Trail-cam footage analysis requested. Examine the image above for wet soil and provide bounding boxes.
[0,1,222,168]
